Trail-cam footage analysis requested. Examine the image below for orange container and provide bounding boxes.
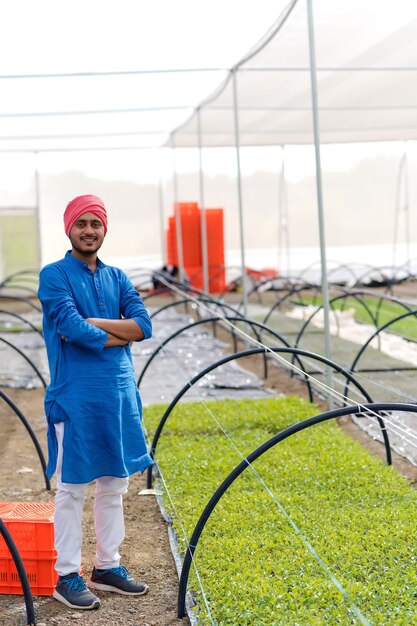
[166,204,226,293]
[205,209,225,292]
[181,212,201,267]
[174,202,199,215]
[0,502,58,595]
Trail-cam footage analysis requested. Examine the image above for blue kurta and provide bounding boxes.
[38,251,153,484]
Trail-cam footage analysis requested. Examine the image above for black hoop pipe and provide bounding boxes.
[238,274,280,307]
[142,287,174,300]
[0,390,50,490]
[0,518,36,625]
[147,347,380,489]
[352,265,407,289]
[0,268,39,288]
[0,284,39,298]
[0,294,42,313]
[0,337,47,388]
[344,309,417,401]
[177,401,416,618]
[262,283,319,326]
[150,296,244,321]
[291,291,414,372]
[292,292,382,354]
[137,316,292,388]
[0,309,44,338]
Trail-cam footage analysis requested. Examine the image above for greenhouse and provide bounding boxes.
[1,1,417,624]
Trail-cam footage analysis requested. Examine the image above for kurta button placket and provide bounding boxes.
[95,270,106,310]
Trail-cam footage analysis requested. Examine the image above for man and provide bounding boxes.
[38,194,153,610]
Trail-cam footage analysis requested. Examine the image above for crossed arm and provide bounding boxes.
[86,317,144,347]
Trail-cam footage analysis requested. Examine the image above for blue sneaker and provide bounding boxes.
[88,565,148,596]
[53,572,101,609]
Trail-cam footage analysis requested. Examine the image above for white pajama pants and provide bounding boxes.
[54,422,129,577]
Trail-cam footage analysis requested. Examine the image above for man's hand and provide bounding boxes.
[86,318,143,343]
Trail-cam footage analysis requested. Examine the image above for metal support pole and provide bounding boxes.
[278,145,290,277]
[393,149,410,273]
[197,109,209,293]
[171,136,185,283]
[307,0,333,404]
[34,152,42,270]
[157,152,166,266]
[404,148,410,273]
[232,69,248,319]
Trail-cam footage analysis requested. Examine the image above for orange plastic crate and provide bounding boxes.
[0,502,58,595]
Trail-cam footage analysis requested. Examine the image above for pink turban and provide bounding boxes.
[64,194,108,237]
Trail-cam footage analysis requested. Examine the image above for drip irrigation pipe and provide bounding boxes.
[0,337,47,388]
[0,294,42,313]
[0,309,44,338]
[345,308,417,400]
[0,389,50,490]
[0,518,36,625]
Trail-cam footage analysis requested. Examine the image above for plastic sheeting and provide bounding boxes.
[1,1,416,152]
[169,0,417,147]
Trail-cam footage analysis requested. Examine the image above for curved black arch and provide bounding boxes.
[137,316,293,389]
[293,260,376,287]
[0,309,44,338]
[0,294,42,313]
[0,337,47,389]
[217,266,281,300]
[237,274,285,309]
[344,309,417,400]
[177,400,417,618]
[0,268,39,288]
[326,262,369,285]
[0,284,39,299]
[352,265,410,290]
[187,264,227,292]
[292,292,380,353]
[150,296,244,322]
[0,518,36,624]
[141,287,176,301]
[0,389,50,491]
[262,283,321,326]
[292,291,414,356]
[147,347,381,489]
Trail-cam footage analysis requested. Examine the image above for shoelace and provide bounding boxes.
[62,575,87,592]
[104,565,132,580]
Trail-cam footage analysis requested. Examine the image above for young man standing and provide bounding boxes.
[38,194,153,610]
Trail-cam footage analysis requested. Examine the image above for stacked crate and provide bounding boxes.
[0,501,57,596]
[166,202,225,293]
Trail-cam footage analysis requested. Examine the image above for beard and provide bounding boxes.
[70,236,104,256]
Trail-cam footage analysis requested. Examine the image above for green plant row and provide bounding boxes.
[294,295,417,340]
[143,397,417,625]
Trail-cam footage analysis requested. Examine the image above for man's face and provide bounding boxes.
[69,211,105,256]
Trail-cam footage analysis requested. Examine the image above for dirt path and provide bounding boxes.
[0,388,186,626]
